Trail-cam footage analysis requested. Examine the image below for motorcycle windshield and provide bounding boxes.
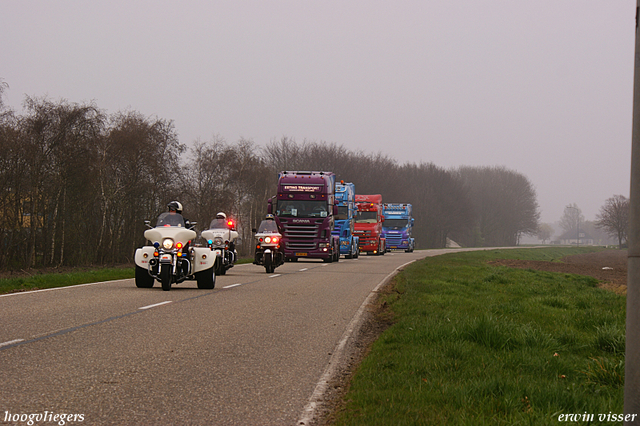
[156,212,186,227]
[257,220,279,233]
[209,218,229,230]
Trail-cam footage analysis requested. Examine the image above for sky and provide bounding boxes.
[1,1,635,224]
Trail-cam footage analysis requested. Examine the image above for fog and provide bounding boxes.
[1,0,634,223]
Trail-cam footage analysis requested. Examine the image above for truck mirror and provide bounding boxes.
[381,216,385,222]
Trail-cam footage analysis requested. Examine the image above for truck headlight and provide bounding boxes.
[162,238,174,250]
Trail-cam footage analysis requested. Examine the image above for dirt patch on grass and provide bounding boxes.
[489,249,628,295]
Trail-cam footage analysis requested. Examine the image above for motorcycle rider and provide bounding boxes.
[254,213,280,264]
[164,200,192,274]
[210,212,237,260]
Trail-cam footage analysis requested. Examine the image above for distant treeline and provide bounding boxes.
[0,96,539,269]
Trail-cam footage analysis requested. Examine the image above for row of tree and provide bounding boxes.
[0,93,541,269]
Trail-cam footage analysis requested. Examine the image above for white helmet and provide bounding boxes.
[216,212,227,219]
[167,201,183,214]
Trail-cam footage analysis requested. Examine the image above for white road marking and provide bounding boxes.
[0,279,133,298]
[299,268,308,271]
[321,264,328,267]
[138,301,173,310]
[223,283,242,289]
[0,339,24,348]
[297,258,418,426]
[268,274,281,278]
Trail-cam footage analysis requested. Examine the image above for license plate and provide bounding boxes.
[390,246,397,249]
[296,252,307,256]
[160,254,172,263]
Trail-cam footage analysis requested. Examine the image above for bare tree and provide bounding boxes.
[559,203,585,234]
[456,166,540,246]
[536,223,554,244]
[595,195,629,248]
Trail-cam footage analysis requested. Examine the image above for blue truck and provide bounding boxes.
[382,203,415,252]
[332,182,360,258]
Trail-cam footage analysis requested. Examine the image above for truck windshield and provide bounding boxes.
[276,200,328,218]
[384,219,408,229]
[335,206,348,220]
[355,211,377,223]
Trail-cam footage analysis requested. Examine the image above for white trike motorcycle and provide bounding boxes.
[201,217,239,276]
[134,212,216,291]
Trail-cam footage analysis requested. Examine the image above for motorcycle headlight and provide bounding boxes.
[265,236,272,243]
[213,237,224,246]
[162,238,174,250]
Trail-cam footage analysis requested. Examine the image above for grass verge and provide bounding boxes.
[0,256,258,295]
[0,266,135,294]
[332,247,625,426]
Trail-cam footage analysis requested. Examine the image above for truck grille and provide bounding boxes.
[280,219,321,250]
[385,235,403,245]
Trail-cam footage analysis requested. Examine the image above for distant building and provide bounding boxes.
[556,229,595,246]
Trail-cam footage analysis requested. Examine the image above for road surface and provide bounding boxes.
[1,250,458,425]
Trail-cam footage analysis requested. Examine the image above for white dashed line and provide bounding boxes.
[268,274,281,278]
[299,268,308,272]
[0,339,24,348]
[223,283,242,289]
[138,301,173,310]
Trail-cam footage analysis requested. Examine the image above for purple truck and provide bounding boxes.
[267,171,340,262]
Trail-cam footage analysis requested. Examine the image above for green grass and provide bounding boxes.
[0,266,135,294]
[333,247,625,426]
[0,256,257,294]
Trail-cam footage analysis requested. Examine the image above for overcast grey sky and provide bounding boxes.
[1,1,635,224]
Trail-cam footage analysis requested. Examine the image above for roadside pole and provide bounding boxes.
[626,2,640,422]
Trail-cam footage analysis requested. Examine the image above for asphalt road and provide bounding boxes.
[0,250,453,426]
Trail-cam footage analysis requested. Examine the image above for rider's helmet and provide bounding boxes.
[168,201,183,214]
[216,212,227,220]
[265,214,275,220]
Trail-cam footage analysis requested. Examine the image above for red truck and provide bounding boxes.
[354,194,386,255]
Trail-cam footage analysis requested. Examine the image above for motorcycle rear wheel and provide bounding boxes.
[160,264,172,291]
[135,265,154,288]
[196,267,216,289]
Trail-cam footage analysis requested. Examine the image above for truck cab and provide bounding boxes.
[268,171,340,262]
[332,181,359,259]
[354,194,386,255]
[382,203,415,252]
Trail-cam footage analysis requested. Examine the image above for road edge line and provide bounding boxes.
[296,259,417,426]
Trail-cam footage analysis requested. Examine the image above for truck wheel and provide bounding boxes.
[354,245,359,259]
[196,267,216,289]
[135,265,154,288]
[160,264,172,291]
